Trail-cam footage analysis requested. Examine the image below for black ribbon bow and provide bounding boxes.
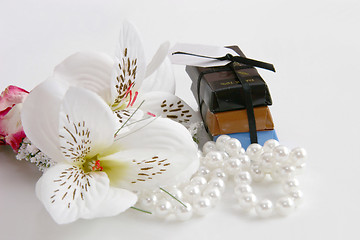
[172,51,275,144]
[172,51,276,72]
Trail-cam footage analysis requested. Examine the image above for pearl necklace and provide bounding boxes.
[136,135,307,220]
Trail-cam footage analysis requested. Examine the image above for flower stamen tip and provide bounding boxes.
[147,112,156,117]
[92,160,103,171]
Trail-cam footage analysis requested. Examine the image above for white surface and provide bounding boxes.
[1,0,359,239]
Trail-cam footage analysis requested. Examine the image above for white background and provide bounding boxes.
[1,0,359,239]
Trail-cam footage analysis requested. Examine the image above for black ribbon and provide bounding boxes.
[231,62,258,143]
[173,51,275,144]
[172,51,276,72]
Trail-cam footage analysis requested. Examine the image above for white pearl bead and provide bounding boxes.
[259,152,274,172]
[246,143,263,161]
[263,139,280,152]
[278,164,296,179]
[238,154,251,170]
[238,193,257,211]
[190,176,208,189]
[204,151,224,169]
[283,178,300,193]
[224,157,241,175]
[183,185,201,202]
[207,178,226,193]
[249,164,266,182]
[234,171,252,185]
[210,168,228,182]
[276,197,295,216]
[202,141,217,154]
[199,156,207,165]
[271,164,294,182]
[215,135,231,151]
[255,199,274,218]
[155,200,172,217]
[234,184,253,197]
[174,202,193,221]
[288,189,304,206]
[193,197,212,216]
[139,194,158,209]
[196,166,211,178]
[270,167,282,182]
[221,151,230,160]
[151,189,167,202]
[295,163,306,175]
[273,145,290,163]
[164,187,183,201]
[239,147,246,155]
[203,186,222,204]
[224,138,242,156]
[289,147,307,165]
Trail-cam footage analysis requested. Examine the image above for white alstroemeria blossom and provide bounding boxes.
[21,81,199,224]
[48,21,201,134]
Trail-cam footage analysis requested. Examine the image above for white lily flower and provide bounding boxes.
[21,81,199,224]
[48,21,201,134]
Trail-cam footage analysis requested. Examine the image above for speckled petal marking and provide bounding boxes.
[59,114,91,164]
[160,99,194,126]
[50,166,92,208]
[130,155,171,184]
[113,48,139,108]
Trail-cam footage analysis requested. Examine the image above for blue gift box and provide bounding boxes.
[213,130,278,150]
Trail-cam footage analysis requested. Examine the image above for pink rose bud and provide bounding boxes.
[0,85,29,152]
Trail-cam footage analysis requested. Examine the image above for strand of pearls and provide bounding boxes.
[244,140,306,216]
[136,157,226,221]
[136,135,307,220]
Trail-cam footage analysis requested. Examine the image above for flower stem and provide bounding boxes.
[114,116,159,141]
[114,100,145,137]
[160,187,187,208]
[130,206,152,214]
[125,116,154,127]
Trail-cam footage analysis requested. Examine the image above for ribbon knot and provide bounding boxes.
[224,54,234,61]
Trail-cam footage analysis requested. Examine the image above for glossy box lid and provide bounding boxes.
[186,46,272,113]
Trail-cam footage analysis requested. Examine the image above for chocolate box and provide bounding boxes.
[202,103,275,136]
[186,46,272,113]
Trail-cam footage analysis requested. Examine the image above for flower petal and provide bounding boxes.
[139,57,176,94]
[58,87,118,163]
[0,104,26,151]
[137,91,201,130]
[145,41,170,78]
[0,85,29,111]
[140,41,175,94]
[114,108,145,127]
[52,52,114,104]
[21,79,67,162]
[111,21,146,109]
[35,163,110,224]
[99,117,199,190]
[81,187,137,219]
[0,104,22,135]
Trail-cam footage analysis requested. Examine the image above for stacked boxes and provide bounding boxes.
[186,46,278,149]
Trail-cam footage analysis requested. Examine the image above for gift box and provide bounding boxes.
[202,102,274,136]
[186,46,272,113]
[184,45,276,146]
[213,130,278,150]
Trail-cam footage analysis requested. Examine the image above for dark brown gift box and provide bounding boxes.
[202,103,275,136]
[186,46,272,113]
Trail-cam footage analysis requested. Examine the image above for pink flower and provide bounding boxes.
[0,85,29,152]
